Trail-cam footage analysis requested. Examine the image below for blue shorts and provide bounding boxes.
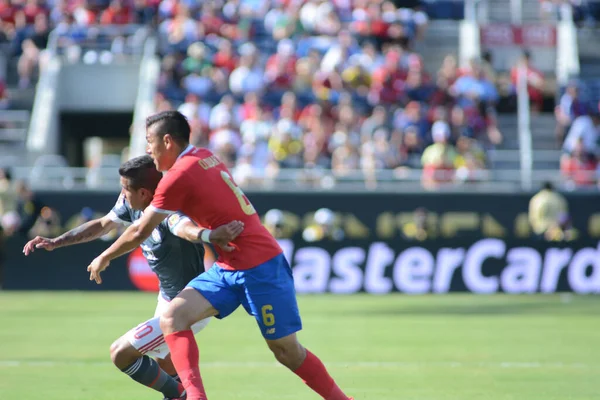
[187,253,302,340]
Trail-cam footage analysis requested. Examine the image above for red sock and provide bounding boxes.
[164,330,207,400]
[293,349,349,400]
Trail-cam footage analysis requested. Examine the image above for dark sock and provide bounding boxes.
[121,355,182,398]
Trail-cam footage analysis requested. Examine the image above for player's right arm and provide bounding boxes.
[23,216,120,255]
[167,213,244,251]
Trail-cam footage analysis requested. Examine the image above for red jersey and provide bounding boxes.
[151,146,282,271]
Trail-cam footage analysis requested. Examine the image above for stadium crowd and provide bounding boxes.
[149,0,510,189]
[0,0,599,190]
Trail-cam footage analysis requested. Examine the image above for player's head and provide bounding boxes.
[118,155,162,210]
[145,110,191,171]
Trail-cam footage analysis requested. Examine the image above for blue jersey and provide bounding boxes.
[107,194,205,300]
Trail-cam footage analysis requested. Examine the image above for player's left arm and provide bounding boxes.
[87,208,167,284]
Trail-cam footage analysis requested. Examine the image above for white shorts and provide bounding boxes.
[125,294,210,360]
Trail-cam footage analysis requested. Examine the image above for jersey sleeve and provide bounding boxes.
[106,193,132,225]
[150,171,186,214]
[165,212,193,236]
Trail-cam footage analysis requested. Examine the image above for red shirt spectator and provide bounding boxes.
[510,51,545,111]
[21,0,47,24]
[0,0,16,24]
[561,157,597,186]
[561,140,597,186]
[200,5,224,35]
[213,42,237,76]
[101,0,133,24]
[239,92,261,121]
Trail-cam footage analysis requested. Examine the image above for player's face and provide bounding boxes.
[146,127,177,172]
[120,177,151,210]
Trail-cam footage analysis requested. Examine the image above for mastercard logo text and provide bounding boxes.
[127,247,159,292]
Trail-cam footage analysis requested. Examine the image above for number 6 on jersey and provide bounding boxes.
[221,171,256,216]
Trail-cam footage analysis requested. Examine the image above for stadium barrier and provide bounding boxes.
[2,191,600,293]
[3,236,599,294]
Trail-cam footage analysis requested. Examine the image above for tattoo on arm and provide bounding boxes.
[53,219,115,248]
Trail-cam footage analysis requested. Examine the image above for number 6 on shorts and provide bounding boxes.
[261,305,275,327]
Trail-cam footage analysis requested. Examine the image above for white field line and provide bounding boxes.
[0,360,593,368]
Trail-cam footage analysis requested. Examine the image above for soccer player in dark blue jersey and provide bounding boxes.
[23,155,243,400]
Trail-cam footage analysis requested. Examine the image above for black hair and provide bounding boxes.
[118,155,162,192]
[542,181,554,191]
[145,110,190,146]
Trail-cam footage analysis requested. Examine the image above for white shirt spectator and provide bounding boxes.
[300,0,319,31]
[210,102,240,130]
[264,6,284,33]
[182,74,213,97]
[229,65,265,95]
[563,115,600,155]
[178,101,211,125]
[209,128,242,152]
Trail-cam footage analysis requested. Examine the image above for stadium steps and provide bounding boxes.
[577,27,600,59]
[415,21,459,74]
[6,86,36,110]
[575,29,600,106]
[497,113,559,150]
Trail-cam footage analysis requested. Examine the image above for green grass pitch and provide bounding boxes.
[0,292,598,399]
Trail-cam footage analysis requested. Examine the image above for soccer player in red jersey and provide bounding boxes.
[87,111,353,400]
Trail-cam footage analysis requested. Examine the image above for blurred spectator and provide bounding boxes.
[555,82,588,144]
[560,137,597,187]
[510,50,545,112]
[401,207,434,241]
[302,208,344,242]
[0,168,14,217]
[562,111,600,157]
[14,181,43,237]
[454,136,487,182]
[229,52,265,95]
[451,59,499,109]
[100,0,133,24]
[528,181,574,241]
[421,120,457,188]
[29,206,61,238]
[263,208,298,239]
[16,13,49,88]
[0,77,9,109]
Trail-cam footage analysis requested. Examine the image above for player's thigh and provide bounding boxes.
[183,265,244,321]
[241,255,303,340]
[124,316,171,359]
[155,294,212,338]
[125,309,211,360]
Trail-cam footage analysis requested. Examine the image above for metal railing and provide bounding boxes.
[7,165,595,193]
[46,24,152,61]
[0,110,29,143]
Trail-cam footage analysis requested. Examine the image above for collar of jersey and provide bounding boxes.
[177,144,194,161]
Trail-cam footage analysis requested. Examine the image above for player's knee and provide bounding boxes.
[159,313,176,335]
[267,339,305,370]
[110,338,139,370]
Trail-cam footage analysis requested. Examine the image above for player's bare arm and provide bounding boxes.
[174,219,245,251]
[87,207,166,283]
[23,216,119,255]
